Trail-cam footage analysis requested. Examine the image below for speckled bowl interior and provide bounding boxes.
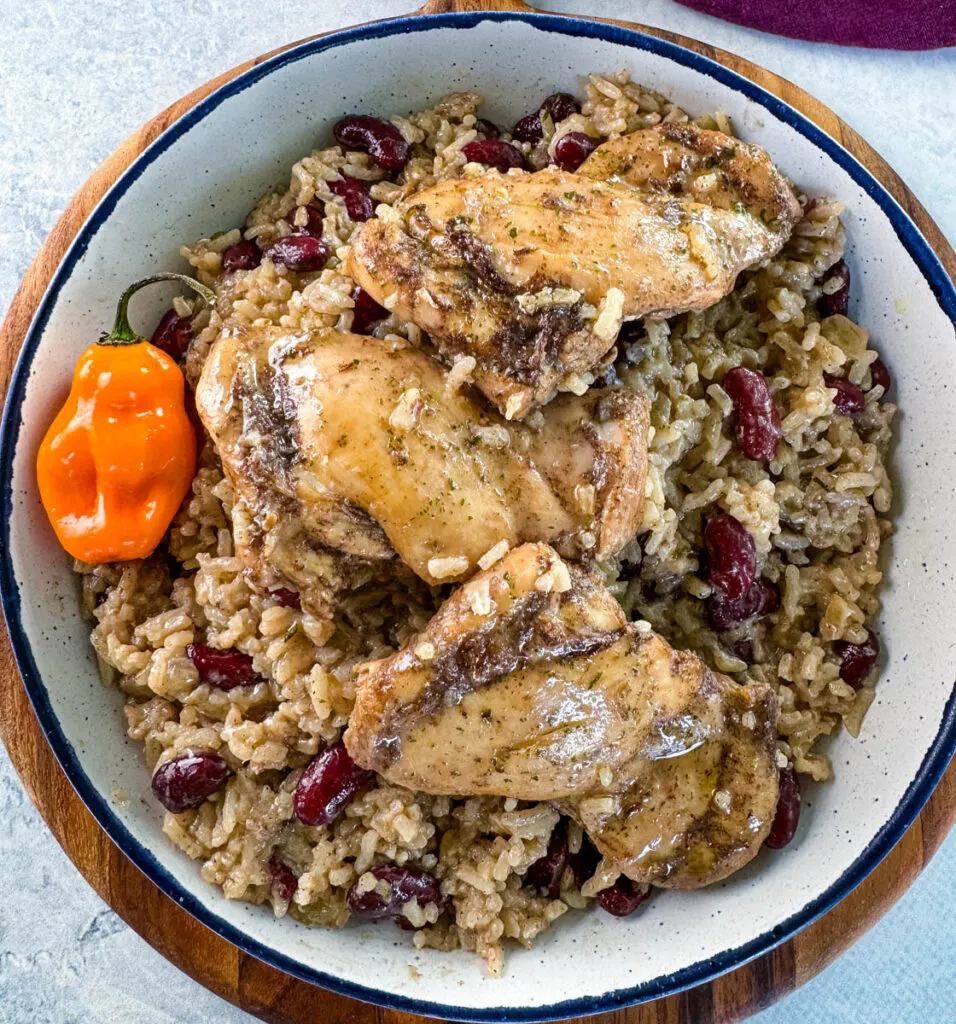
[2,12,956,1022]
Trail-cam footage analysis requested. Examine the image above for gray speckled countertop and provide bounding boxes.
[1,2,954,1021]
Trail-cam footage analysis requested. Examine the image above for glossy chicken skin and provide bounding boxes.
[196,327,397,618]
[525,387,648,561]
[345,543,779,888]
[346,543,635,797]
[579,123,801,244]
[560,632,779,889]
[196,328,648,613]
[348,132,799,418]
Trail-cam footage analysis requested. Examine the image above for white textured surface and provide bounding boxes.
[0,2,953,1022]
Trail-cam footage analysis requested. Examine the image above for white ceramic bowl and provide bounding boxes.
[2,10,956,1022]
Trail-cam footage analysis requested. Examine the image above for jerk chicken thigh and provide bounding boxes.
[348,125,800,419]
[578,122,800,237]
[345,543,779,889]
[195,327,649,615]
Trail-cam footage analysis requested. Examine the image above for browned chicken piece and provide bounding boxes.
[559,632,779,890]
[196,328,648,615]
[524,388,648,560]
[345,543,779,888]
[346,543,635,797]
[195,326,398,617]
[578,122,801,246]
[348,136,799,418]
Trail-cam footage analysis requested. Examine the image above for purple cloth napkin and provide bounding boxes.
[675,0,956,49]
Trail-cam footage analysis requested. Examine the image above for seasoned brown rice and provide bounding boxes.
[79,69,895,975]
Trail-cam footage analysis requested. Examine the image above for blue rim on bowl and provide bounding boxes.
[2,10,956,1022]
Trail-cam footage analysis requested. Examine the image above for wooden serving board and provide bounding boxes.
[1,1,954,1021]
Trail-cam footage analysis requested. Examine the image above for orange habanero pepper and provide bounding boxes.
[36,273,217,563]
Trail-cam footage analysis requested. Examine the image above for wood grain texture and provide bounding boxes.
[1,3,954,1022]
[420,0,536,10]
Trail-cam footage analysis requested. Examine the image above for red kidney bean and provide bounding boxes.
[764,767,801,849]
[543,92,581,123]
[151,309,193,361]
[707,577,779,631]
[151,751,230,813]
[526,824,569,899]
[513,111,546,145]
[328,175,374,222]
[597,877,651,917]
[298,204,325,238]
[704,514,757,601]
[823,372,866,416]
[293,742,374,826]
[723,366,782,463]
[187,643,260,690]
[220,239,262,274]
[513,92,581,145]
[568,831,602,885]
[731,639,754,664]
[346,864,444,924]
[474,118,500,138]
[869,358,892,394]
[833,629,880,688]
[351,287,388,335]
[818,258,850,317]
[269,857,298,902]
[265,234,330,273]
[270,588,301,610]
[553,132,600,171]
[462,139,526,173]
[333,115,410,171]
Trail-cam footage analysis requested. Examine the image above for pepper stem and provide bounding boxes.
[100,273,219,346]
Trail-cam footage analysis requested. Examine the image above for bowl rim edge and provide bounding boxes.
[2,10,956,1022]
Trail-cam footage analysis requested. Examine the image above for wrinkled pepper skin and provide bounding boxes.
[36,272,215,564]
[37,340,196,562]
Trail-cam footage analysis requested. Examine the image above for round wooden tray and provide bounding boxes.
[1,2,954,1021]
